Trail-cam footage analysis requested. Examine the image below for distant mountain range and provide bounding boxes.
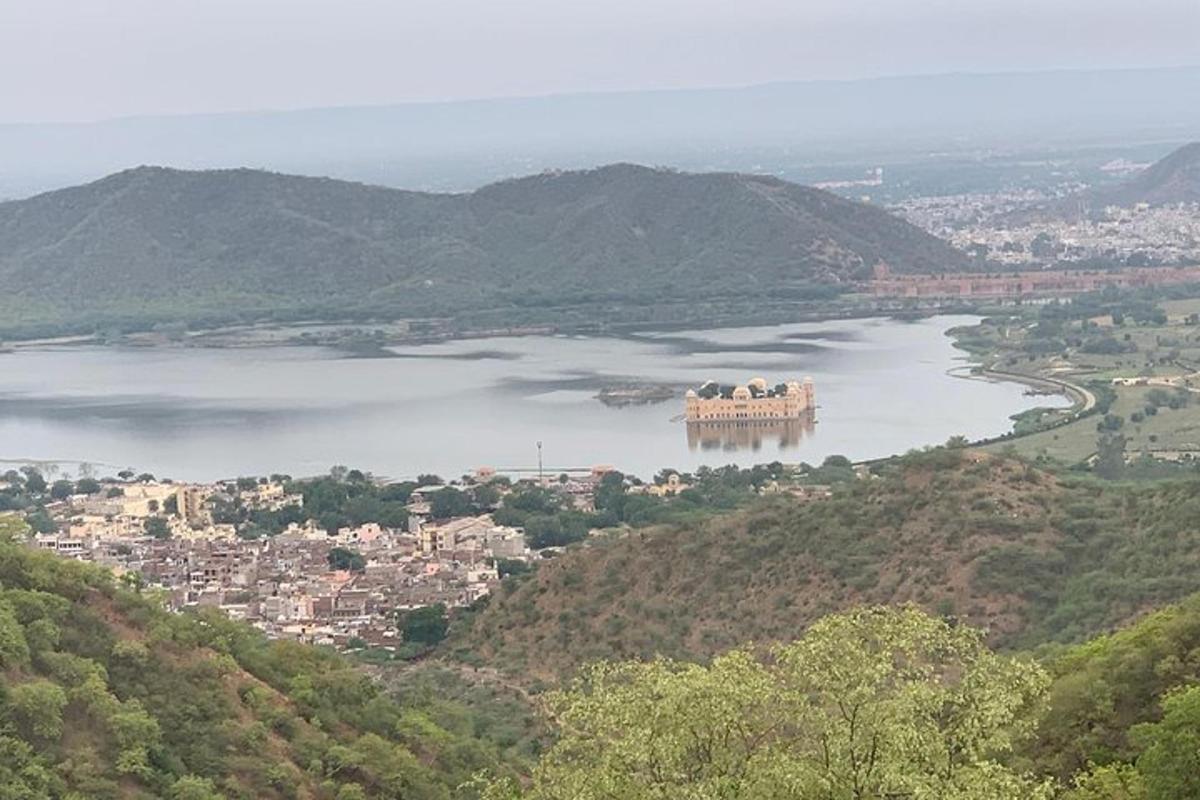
[0,164,966,337]
[2,66,1199,198]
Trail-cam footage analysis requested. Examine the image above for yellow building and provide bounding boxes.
[176,485,211,526]
[684,377,815,422]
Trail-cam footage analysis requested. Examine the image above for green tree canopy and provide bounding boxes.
[400,604,449,647]
[48,480,74,500]
[487,607,1051,800]
[143,516,170,539]
[328,547,366,572]
[1131,686,1200,800]
[430,487,473,519]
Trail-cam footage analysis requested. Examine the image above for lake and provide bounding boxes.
[0,316,1066,481]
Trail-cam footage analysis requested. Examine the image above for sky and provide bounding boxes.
[3,0,1198,124]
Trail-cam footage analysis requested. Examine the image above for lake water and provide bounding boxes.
[0,316,1067,481]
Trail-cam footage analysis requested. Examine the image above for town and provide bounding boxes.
[894,192,1200,269]
[3,458,836,656]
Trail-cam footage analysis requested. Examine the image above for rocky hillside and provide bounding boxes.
[453,451,1200,682]
[0,164,967,337]
[1055,141,1200,217]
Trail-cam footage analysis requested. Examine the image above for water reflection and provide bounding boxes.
[686,411,816,452]
[0,316,1070,480]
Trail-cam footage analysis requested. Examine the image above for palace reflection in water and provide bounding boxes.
[686,411,816,452]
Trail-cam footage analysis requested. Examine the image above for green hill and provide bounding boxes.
[455,451,1200,682]
[0,517,523,799]
[0,164,967,338]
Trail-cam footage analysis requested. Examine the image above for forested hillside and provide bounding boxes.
[456,451,1200,681]
[0,516,521,799]
[10,453,1200,798]
[0,164,967,337]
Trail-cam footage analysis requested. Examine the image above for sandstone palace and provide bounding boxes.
[684,377,816,422]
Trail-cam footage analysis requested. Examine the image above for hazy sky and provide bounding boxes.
[4,0,1198,124]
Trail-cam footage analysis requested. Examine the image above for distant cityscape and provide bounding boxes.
[895,194,1200,269]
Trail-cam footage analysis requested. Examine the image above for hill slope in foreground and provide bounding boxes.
[456,451,1200,682]
[0,517,522,800]
[0,164,966,337]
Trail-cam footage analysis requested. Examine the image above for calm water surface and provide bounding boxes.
[0,316,1066,480]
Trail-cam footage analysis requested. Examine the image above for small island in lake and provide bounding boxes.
[596,383,677,407]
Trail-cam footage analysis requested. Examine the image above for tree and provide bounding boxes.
[495,558,532,579]
[8,679,68,741]
[0,515,30,542]
[23,469,47,495]
[1064,764,1147,800]
[490,607,1052,800]
[0,600,31,668]
[524,512,588,549]
[144,516,170,539]
[430,487,472,519]
[400,604,449,646]
[473,483,501,508]
[24,511,57,534]
[1131,686,1200,800]
[593,471,627,519]
[1095,433,1127,480]
[0,735,60,798]
[328,547,365,572]
[75,477,101,495]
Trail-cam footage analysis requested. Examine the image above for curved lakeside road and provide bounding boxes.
[976,367,1096,415]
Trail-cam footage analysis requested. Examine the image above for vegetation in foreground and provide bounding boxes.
[484,606,1054,800]
[482,600,1200,799]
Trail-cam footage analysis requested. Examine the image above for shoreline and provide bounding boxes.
[1,298,992,351]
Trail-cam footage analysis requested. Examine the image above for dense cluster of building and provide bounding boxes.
[895,192,1200,268]
[29,476,540,651]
